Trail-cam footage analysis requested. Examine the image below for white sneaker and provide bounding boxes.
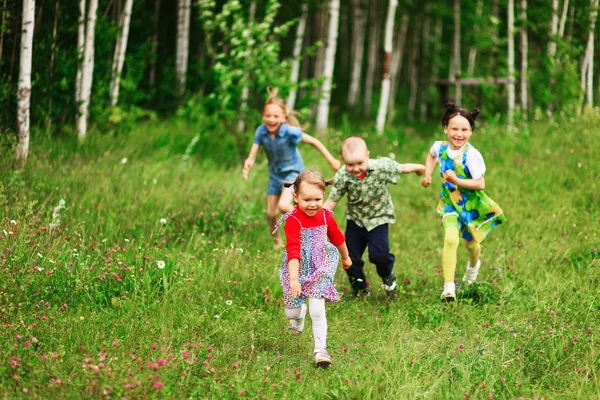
[288,304,307,335]
[314,349,332,367]
[440,283,456,302]
[462,260,481,284]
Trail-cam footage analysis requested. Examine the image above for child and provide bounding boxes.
[421,103,506,301]
[324,136,426,299]
[274,170,352,367]
[242,88,341,248]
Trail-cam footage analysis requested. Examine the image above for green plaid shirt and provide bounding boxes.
[328,158,403,231]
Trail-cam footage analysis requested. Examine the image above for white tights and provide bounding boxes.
[285,298,327,352]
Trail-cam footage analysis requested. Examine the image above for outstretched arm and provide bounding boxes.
[421,153,437,188]
[400,163,426,175]
[242,144,260,180]
[301,134,341,172]
[337,242,352,270]
[324,199,337,211]
[444,171,486,190]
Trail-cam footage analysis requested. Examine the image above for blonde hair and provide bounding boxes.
[283,170,334,195]
[264,87,301,127]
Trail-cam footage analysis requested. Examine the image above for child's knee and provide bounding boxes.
[444,228,460,248]
[309,304,325,322]
[368,253,392,265]
[285,307,303,320]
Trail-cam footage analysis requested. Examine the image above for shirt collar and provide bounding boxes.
[260,123,287,137]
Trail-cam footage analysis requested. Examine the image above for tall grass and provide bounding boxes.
[0,112,598,399]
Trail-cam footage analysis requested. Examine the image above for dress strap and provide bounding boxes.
[272,209,299,234]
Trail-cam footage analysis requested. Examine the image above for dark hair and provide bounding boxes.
[441,102,481,130]
[283,170,334,194]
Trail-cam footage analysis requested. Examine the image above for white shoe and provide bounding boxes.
[440,283,456,302]
[288,304,307,335]
[462,260,481,284]
[314,349,332,367]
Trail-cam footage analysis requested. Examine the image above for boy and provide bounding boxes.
[324,136,425,298]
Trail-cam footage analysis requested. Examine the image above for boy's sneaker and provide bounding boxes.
[288,304,307,335]
[440,283,456,302]
[382,275,398,298]
[314,349,332,367]
[462,260,481,284]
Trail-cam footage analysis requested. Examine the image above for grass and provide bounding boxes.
[0,112,599,399]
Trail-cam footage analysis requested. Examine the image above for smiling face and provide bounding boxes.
[293,182,324,217]
[444,115,473,150]
[341,146,369,178]
[262,104,286,134]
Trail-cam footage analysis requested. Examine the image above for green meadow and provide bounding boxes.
[0,113,598,399]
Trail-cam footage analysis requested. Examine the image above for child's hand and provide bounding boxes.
[242,159,253,180]
[444,170,458,184]
[415,165,426,176]
[421,176,432,188]
[329,159,341,172]
[290,279,301,298]
[342,256,352,270]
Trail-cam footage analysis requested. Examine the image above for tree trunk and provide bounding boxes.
[238,1,256,133]
[362,0,379,117]
[453,0,461,104]
[77,0,98,141]
[548,0,558,58]
[387,13,409,121]
[149,0,160,87]
[586,0,598,108]
[419,2,431,122]
[347,0,366,108]
[558,0,569,37]
[75,0,86,104]
[16,0,35,169]
[310,6,327,116]
[47,0,59,127]
[508,0,515,128]
[520,0,528,117]
[430,17,442,107]
[176,0,191,96]
[286,2,308,111]
[467,0,483,76]
[109,0,133,106]
[375,0,397,134]
[0,0,7,70]
[408,16,421,121]
[316,0,340,134]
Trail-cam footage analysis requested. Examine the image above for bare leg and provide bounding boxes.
[267,194,283,247]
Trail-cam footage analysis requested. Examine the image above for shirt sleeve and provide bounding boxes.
[285,124,304,145]
[253,126,265,145]
[466,148,486,179]
[327,169,347,203]
[325,211,345,246]
[284,217,302,261]
[429,141,442,159]
[377,158,403,184]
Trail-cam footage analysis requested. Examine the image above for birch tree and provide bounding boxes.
[363,0,379,117]
[0,0,7,69]
[149,0,160,87]
[580,0,599,112]
[347,0,366,108]
[507,0,515,128]
[75,0,86,104]
[238,1,256,133]
[310,7,327,116]
[387,14,408,120]
[176,0,191,96]
[520,0,528,117]
[286,2,307,111]
[77,0,98,141]
[315,0,339,134]
[453,0,461,104]
[16,0,35,168]
[375,0,397,134]
[548,0,559,58]
[109,0,134,106]
[47,0,60,127]
[467,0,483,76]
[408,16,421,121]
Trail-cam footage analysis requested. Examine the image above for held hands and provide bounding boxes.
[290,279,301,298]
[242,159,254,180]
[342,256,352,270]
[421,176,432,188]
[329,159,341,172]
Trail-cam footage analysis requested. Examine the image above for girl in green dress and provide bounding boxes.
[421,103,506,301]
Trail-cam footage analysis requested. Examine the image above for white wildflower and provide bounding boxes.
[10,220,17,225]
[153,179,157,184]
[159,218,167,225]
[226,300,233,306]
[121,158,128,164]
[157,260,165,269]
[214,315,220,319]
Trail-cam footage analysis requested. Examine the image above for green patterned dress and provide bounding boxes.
[436,142,506,243]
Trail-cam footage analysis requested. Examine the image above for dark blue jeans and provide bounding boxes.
[344,220,395,293]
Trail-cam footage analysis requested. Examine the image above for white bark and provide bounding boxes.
[75,0,86,104]
[520,0,528,115]
[548,0,558,58]
[376,0,397,134]
[586,0,599,108]
[311,7,327,116]
[467,0,483,76]
[286,2,307,112]
[387,14,409,120]
[77,0,98,141]
[176,0,191,96]
[149,0,160,87]
[363,0,379,116]
[508,0,515,128]
[16,0,35,168]
[237,2,256,134]
[453,0,461,104]
[110,0,134,106]
[348,0,366,107]
[408,17,420,121]
[558,0,569,37]
[315,0,340,134]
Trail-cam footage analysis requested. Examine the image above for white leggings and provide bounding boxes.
[285,298,327,352]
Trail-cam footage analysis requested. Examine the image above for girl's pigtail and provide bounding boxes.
[282,181,295,188]
[471,108,481,120]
